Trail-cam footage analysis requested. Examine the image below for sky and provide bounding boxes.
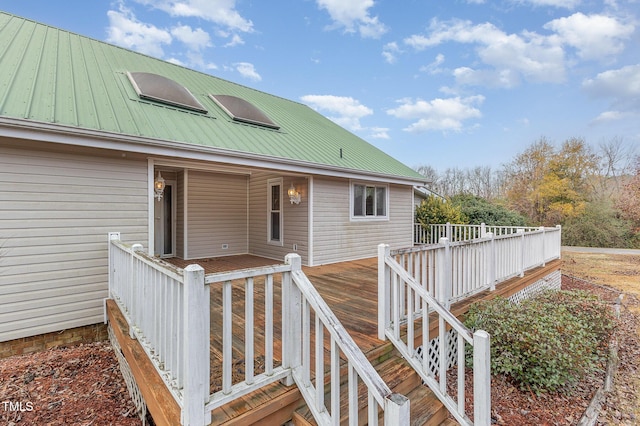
[1,0,638,172]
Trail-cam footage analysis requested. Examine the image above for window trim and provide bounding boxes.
[267,178,284,246]
[350,181,389,221]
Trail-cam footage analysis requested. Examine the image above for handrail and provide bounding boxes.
[378,243,491,426]
[285,254,409,425]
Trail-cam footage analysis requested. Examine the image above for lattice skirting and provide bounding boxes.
[416,269,562,375]
[108,324,148,425]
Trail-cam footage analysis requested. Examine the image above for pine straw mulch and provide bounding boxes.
[447,275,640,426]
[1,276,638,425]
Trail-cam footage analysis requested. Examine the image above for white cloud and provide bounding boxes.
[369,127,390,139]
[420,53,446,75]
[316,0,388,38]
[382,42,401,64]
[106,6,172,57]
[453,67,520,88]
[387,95,485,133]
[514,0,581,8]
[134,0,253,33]
[234,62,261,81]
[405,19,566,86]
[583,64,640,108]
[592,110,635,123]
[170,24,211,51]
[301,94,373,130]
[544,13,634,60]
[225,34,244,47]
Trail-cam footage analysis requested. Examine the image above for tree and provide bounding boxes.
[415,195,466,227]
[503,137,598,226]
[616,156,640,228]
[451,194,528,226]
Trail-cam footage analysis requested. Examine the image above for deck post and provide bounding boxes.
[129,243,143,339]
[487,232,496,291]
[539,226,546,267]
[106,232,120,323]
[518,228,525,277]
[437,237,451,309]
[480,222,486,238]
[377,244,391,340]
[473,330,491,426]
[282,253,303,386]
[384,393,410,425]
[182,264,210,426]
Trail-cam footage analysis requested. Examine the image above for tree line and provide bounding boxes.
[415,137,640,248]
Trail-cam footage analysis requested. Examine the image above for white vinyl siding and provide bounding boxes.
[0,142,148,342]
[248,172,309,264]
[185,171,248,259]
[312,177,413,265]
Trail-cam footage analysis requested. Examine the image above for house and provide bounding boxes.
[0,12,427,347]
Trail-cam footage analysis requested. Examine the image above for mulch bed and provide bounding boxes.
[0,342,141,425]
[1,275,638,425]
[447,275,640,425]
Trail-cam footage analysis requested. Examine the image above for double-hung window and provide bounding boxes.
[268,179,283,245]
[352,182,387,219]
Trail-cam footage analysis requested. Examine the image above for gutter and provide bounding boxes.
[0,116,429,187]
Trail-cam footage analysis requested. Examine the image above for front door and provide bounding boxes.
[154,181,176,257]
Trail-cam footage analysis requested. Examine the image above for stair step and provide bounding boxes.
[292,354,447,426]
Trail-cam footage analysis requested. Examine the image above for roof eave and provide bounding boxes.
[0,117,428,186]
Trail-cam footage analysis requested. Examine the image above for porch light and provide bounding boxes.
[288,183,301,204]
[154,171,166,201]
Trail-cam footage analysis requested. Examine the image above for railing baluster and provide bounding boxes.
[222,280,232,394]
[245,277,254,385]
[303,295,310,386]
[265,274,273,376]
[348,362,358,426]
[315,315,324,411]
[331,336,340,425]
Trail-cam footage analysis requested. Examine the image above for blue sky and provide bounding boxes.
[1,0,638,171]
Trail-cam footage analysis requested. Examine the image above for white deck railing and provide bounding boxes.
[402,226,561,304]
[107,234,408,425]
[414,222,542,245]
[378,244,491,426]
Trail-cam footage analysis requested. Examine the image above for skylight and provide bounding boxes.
[209,94,279,130]
[127,72,207,113]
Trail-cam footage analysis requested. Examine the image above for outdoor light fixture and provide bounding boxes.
[154,171,166,201]
[288,183,301,204]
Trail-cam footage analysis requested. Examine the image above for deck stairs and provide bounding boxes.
[291,341,453,426]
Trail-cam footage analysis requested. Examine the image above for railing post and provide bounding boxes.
[129,243,143,339]
[473,330,491,426]
[446,222,452,242]
[556,225,562,259]
[487,232,496,291]
[437,237,451,309]
[539,226,546,267]
[106,232,120,323]
[282,253,303,386]
[384,393,410,425]
[182,264,210,426]
[480,222,486,238]
[378,244,391,340]
[518,229,525,278]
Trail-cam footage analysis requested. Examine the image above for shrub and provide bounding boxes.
[464,290,616,394]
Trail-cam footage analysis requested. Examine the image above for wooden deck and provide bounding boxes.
[108,254,561,425]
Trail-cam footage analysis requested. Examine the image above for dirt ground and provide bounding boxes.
[562,250,640,425]
[0,250,638,425]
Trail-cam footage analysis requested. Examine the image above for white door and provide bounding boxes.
[154,181,176,257]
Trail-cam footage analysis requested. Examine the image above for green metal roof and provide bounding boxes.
[0,12,424,182]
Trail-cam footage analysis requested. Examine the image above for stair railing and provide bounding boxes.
[378,243,491,426]
[284,254,409,425]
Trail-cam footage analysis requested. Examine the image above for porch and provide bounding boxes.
[106,236,561,425]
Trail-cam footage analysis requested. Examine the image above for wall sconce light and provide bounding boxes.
[154,171,166,201]
[288,183,301,204]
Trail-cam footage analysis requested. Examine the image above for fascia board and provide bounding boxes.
[0,117,428,186]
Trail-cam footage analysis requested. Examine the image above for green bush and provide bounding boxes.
[464,290,616,394]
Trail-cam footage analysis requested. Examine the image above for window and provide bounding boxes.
[127,72,207,113]
[352,183,388,219]
[268,179,283,244]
